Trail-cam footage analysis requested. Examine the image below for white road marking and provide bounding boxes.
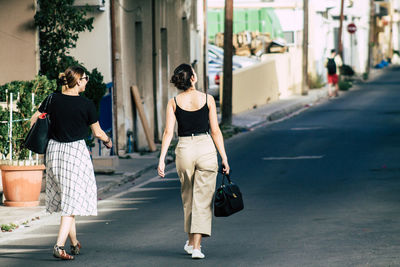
[100,199,148,204]
[76,219,114,224]
[127,187,181,192]
[262,155,324,160]
[0,248,49,253]
[98,207,138,213]
[161,178,180,181]
[291,127,323,131]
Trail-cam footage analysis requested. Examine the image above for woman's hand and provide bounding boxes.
[158,161,165,177]
[30,111,41,128]
[90,122,113,149]
[104,139,112,149]
[222,158,230,174]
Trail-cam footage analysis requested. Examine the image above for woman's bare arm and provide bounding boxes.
[90,122,112,148]
[158,99,176,177]
[30,111,42,128]
[208,94,230,174]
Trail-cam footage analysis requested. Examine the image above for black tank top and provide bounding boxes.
[174,95,210,137]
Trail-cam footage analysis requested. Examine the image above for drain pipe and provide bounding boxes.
[110,0,119,155]
[152,0,159,142]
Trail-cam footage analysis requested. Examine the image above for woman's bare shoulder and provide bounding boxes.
[166,97,176,109]
[206,93,215,103]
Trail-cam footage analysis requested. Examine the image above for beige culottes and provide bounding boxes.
[175,134,218,237]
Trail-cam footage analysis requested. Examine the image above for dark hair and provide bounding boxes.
[170,63,194,90]
[58,66,85,91]
[330,49,336,53]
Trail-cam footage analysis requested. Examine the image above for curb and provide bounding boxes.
[0,209,48,228]
[238,88,329,130]
[266,102,306,122]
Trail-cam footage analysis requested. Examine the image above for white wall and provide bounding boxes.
[70,1,112,83]
[306,0,370,79]
[343,1,370,74]
[0,0,39,85]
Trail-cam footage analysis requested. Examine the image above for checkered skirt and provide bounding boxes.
[45,139,97,216]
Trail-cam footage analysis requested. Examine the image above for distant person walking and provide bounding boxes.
[158,63,230,259]
[30,66,112,260]
[325,49,343,97]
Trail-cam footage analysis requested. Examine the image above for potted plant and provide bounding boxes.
[0,76,57,207]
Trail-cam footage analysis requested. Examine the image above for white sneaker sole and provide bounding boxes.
[184,247,193,254]
[191,249,205,259]
[192,255,205,259]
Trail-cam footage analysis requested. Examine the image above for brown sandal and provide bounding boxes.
[70,241,81,255]
[53,245,74,260]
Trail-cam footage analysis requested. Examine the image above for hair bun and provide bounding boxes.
[170,64,194,90]
[170,72,189,90]
[58,72,68,86]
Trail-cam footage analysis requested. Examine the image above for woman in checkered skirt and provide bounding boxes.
[30,66,112,260]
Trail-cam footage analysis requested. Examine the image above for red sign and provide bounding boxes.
[347,23,357,34]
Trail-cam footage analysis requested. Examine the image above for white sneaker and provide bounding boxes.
[191,249,205,259]
[184,240,193,254]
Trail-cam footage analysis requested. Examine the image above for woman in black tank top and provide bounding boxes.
[158,64,230,259]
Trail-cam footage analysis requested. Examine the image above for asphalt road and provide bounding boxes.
[1,67,400,266]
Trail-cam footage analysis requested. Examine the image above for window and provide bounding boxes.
[283,31,295,45]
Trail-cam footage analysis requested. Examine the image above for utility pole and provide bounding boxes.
[203,0,208,94]
[221,0,233,125]
[338,0,345,57]
[388,0,393,60]
[302,0,308,95]
[366,0,375,75]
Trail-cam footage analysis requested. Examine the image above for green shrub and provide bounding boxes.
[308,73,325,89]
[0,76,57,160]
[340,64,355,76]
[338,80,352,91]
[220,124,245,139]
[1,223,18,232]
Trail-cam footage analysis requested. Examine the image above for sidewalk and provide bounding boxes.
[0,69,384,234]
[0,152,159,230]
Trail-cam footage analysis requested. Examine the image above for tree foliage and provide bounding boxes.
[34,0,94,80]
[34,0,106,112]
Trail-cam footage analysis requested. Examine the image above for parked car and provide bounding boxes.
[208,44,242,69]
[207,44,259,98]
[207,65,222,98]
[208,44,259,68]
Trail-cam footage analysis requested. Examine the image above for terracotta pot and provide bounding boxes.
[1,164,45,207]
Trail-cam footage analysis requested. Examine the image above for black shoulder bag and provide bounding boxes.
[214,172,244,217]
[24,94,53,154]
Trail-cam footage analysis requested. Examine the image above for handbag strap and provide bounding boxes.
[219,171,232,185]
[43,93,54,113]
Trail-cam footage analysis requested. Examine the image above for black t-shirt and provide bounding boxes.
[38,93,98,142]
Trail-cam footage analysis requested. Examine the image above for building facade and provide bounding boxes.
[72,0,206,153]
[0,0,39,85]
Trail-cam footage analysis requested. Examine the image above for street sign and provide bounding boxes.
[347,23,357,34]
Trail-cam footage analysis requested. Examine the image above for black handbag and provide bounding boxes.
[24,94,53,154]
[214,172,244,217]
